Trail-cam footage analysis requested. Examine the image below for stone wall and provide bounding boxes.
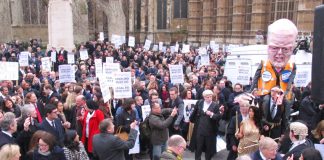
[0,0,12,43]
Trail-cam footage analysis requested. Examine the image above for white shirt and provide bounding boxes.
[242,114,249,121]
[86,111,95,138]
[203,101,211,113]
[289,139,306,151]
[259,151,268,160]
[270,99,277,117]
[46,118,55,128]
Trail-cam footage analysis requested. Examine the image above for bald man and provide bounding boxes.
[250,19,298,99]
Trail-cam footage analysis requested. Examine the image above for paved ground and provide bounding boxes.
[134,149,229,160]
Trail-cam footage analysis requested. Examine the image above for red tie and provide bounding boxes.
[34,104,43,123]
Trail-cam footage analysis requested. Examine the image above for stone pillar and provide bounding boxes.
[107,0,126,39]
[129,0,135,33]
[250,0,268,44]
[0,0,12,42]
[147,0,154,41]
[72,0,89,44]
[48,0,75,51]
[10,0,23,26]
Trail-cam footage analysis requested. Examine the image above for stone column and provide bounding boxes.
[147,0,154,41]
[72,0,89,44]
[0,0,12,42]
[48,0,75,51]
[10,0,23,26]
[128,0,135,33]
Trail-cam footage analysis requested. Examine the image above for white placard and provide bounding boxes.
[183,100,197,122]
[170,46,175,53]
[106,57,114,63]
[152,45,158,51]
[111,34,120,45]
[175,43,179,53]
[159,42,163,51]
[128,36,135,47]
[94,59,102,78]
[51,51,56,63]
[224,59,252,85]
[67,53,75,64]
[0,62,19,80]
[141,105,151,120]
[169,64,184,84]
[113,72,132,98]
[129,126,140,154]
[315,144,324,159]
[103,63,121,87]
[80,50,89,60]
[59,65,75,83]
[294,64,311,87]
[200,54,210,66]
[120,36,126,44]
[19,52,29,66]
[199,47,207,55]
[216,135,227,152]
[41,57,52,72]
[162,47,167,53]
[99,32,104,41]
[99,76,111,103]
[144,39,151,51]
[182,44,190,53]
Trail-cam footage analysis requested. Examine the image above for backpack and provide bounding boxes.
[140,115,151,139]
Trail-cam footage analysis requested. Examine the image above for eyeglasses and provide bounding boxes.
[268,45,292,54]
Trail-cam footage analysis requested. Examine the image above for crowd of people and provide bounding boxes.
[0,18,323,160]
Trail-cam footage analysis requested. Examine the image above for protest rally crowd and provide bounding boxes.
[0,18,323,160]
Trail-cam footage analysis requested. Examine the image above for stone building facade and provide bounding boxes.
[0,0,323,46]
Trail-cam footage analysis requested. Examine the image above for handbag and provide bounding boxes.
[115,126,129,141]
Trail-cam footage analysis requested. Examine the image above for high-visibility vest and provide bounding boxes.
[257,60,294,96]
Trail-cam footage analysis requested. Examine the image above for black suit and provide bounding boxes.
[39,118,65,146]
[0,131,16,148]
[226,114,243,160]
[189,100,223,160]
[262,95,287,139]
[283,139,313,160]
[251,150,282,160]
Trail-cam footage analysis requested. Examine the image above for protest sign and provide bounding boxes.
[169,64,184,84]
[159,42,163,51]
[199,47,207,55]
[224,59,252,85]
[59,65,75,83]
[80,50,89,60]
[200,54,210,66]
[67,52,75,64]
[128,36,135,47]
[102,63,120,87]
[99,76,111,103]
[129,126,140,154]
[141,105,151,120]
[183,100,197,122]
[106,57,114,63]
[170,46,175,53]
[94,59,102,78]
[175,43,179,53]
[51,51,56,62]
[41,57,52,72]
[144,39,151,51]
[113,72,132,98]
[19,52,29,66]
[0,62,18,80]
[99,32,104,41]
[152,45,158,51]
[182,44,190,53]
[294,64,312,87]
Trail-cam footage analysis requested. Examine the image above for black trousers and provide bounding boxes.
[195,134,216,160]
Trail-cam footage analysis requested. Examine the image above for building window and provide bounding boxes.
[174,0,188,18]
[244,0,252,30]
[136,0,141,30]
[22,0,47,25]
[270,0,296,23]
[227,0,233,32]
[157,0,167,29]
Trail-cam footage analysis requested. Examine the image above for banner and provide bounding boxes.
[175,43,179,53]
[94,59,102,78]
[67,52,75,64]
[80,50,89,60]
[0,62,18,80]
[169,64,184,84]
[144,39,151,51]
[128,36,135,47]
[106,57,114,63]
[59,65,75,83]
[200,54,210,66]
[102,63,120,87]
[199,47,207,55]
[129,126,140,154]
[113,72,132,98]
[183,100,197,122]
[19,52,29,66]
[41,57,52,72]
[152,45,158,51]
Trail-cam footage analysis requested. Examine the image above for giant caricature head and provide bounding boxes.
[267,19,298,69]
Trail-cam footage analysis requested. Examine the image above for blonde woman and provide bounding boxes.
[0,144,21,160]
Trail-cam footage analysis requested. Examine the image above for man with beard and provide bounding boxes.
[250,19,298,100]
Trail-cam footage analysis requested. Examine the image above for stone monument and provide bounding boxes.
[48,0,75,51]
